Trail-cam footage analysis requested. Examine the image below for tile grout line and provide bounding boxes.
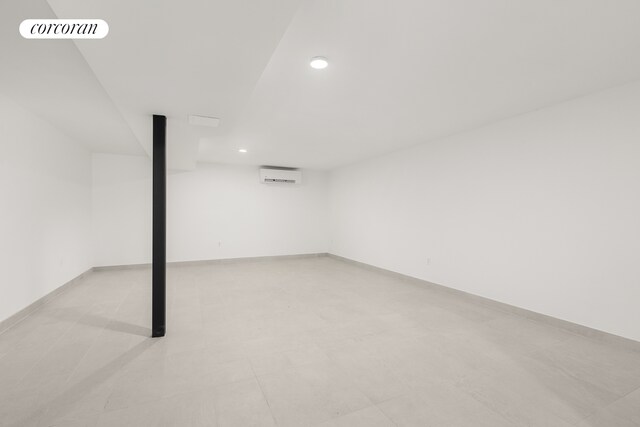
[68,279,140,417]
[3,256,640,426]
[250,364,281,427]
[38,279,139,424]
[329,254,640,353]
[12,291,96,389]
[574,383,640,425]
[0,268,94,337]
[2,282,114,427]
[369,404,399,427]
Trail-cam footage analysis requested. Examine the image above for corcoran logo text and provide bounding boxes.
[19,19,109,39]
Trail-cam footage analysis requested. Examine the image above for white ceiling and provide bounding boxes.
[5,0,640,170]
[0,0,144,156]
[45,0,302,170]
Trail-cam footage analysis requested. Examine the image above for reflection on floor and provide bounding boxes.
[0,256,639,426]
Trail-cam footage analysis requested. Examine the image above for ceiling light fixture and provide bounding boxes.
[238,148,248,153]
[310,56,328,69]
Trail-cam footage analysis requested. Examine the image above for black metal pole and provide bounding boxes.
[152,115,166,338]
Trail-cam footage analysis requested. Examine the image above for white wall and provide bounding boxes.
[166,164,329,262]
[92,154,152,267]
[92,155,330,266]
[0,93,92,322]
[329,81,640,342]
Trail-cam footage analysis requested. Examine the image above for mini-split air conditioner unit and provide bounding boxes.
[259,167,302,184]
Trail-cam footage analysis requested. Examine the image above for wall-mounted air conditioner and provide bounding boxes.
[259,167,302,184]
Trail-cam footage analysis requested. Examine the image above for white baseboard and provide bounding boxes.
[5,253,636,353]
[0,253,329,335]
[92,252,329,271]
[0,268,93,335]
[328,253,640,353]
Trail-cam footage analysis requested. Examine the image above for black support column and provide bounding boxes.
[152,115,166,338]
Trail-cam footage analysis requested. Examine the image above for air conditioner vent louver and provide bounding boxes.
[265,178,296,183]
[259,168,302,184]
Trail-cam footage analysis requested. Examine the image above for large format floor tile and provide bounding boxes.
[0,256,639,426]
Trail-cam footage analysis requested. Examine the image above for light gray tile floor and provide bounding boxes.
[0,256,639,426]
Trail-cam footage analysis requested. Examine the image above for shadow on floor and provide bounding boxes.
[9,338,159,427]
[46,307,151,337]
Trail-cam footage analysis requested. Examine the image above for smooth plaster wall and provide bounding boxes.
[329,81,640,341]
[0,93,92,323]
[92,155,330,267]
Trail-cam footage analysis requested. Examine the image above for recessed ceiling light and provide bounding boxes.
[310,56,328,69]
[238,148,248,153]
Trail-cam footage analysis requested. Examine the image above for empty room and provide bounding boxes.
[1,0,639,426]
